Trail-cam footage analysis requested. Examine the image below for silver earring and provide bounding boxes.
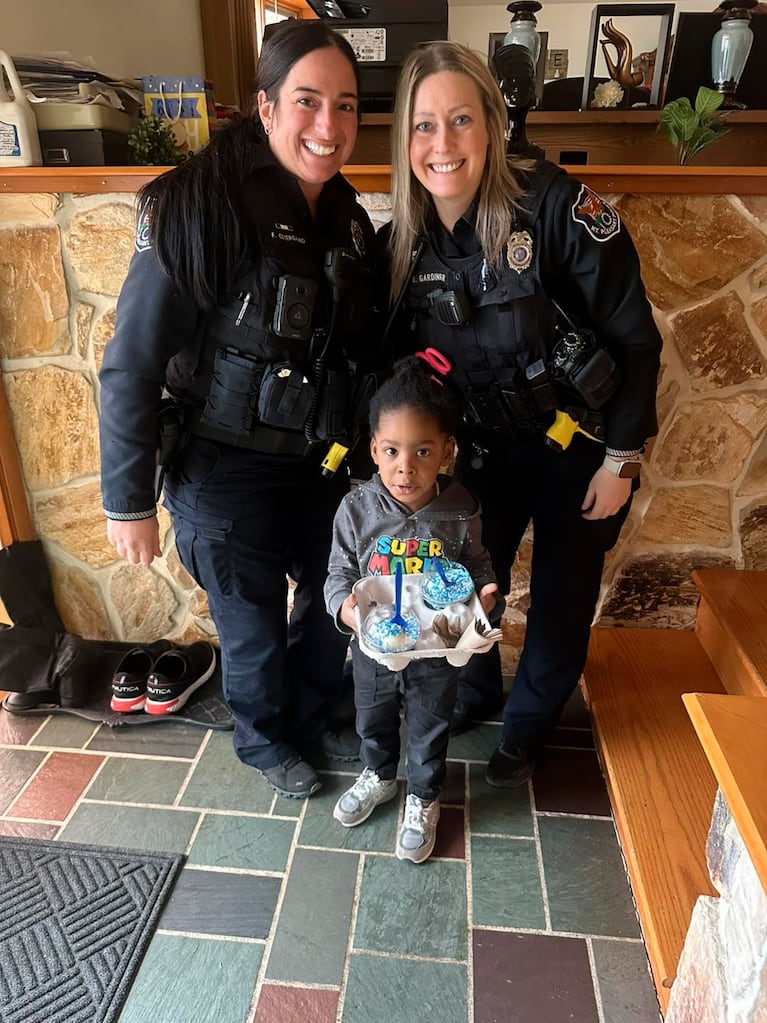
[264,124,271,136]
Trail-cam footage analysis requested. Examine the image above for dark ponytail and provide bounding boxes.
[138,20,360,309]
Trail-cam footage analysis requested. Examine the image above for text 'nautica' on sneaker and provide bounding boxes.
[396,794,440,864]
[110,647,155,713]
[145,642,216,715]
[333,768,398,827]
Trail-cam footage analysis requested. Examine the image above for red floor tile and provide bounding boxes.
[0,820,59,838]
[8,751,104,820]
[434,805,465,859]
[0,707,43,745]
[254,984,338,1023]
[473,930,599,1023]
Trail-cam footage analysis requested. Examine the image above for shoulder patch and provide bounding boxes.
[351,219,365,258]
[571,185,620,242]
[135,206,152,253]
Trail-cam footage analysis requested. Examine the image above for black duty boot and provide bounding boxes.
[485,740,535,788]
[261,755,322,799]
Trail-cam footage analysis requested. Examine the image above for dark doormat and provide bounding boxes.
[0,836,184,1023]
[2,641,234,731]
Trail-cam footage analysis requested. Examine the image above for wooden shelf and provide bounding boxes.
[1,164,766,197]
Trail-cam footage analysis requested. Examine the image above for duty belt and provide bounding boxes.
[187,413,320,459]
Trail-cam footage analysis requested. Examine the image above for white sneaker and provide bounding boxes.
[396,794,440,864]
[333,768,398,828]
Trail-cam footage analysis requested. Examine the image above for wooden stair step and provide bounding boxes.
[693,569,767,699]
[582,627,726,1013]
[683,692,767,891]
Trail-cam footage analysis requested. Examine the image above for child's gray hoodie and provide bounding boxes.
[325,472,497,632]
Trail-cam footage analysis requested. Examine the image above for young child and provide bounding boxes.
[324,355,501,863]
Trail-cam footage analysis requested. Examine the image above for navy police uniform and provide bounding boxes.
[99,140,379,770]
[382,160,662,751]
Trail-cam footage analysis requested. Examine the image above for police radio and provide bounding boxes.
[427,288,472,327]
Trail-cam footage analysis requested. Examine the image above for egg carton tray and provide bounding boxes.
[352,574,502,671]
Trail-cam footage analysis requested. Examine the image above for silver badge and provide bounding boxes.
[351,219,365,257]
[506,231,533,274]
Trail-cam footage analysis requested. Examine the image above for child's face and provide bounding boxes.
[370,406,455,513]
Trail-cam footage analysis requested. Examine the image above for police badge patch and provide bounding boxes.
[571,185,621,242]
[135,205,152,252]
[351,219,365,257]
[506,230,533,274]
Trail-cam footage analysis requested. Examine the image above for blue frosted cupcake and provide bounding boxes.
[362,605,421,653]
[420,561,474,610]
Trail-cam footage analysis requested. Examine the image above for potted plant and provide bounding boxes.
[127,115,186,166]
[658,86,731,166]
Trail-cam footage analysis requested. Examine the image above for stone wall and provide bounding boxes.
[665,789,767,1023]
[0,188,766,642]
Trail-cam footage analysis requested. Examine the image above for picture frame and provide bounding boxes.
[581,4,675,111]
[488,31,549,107]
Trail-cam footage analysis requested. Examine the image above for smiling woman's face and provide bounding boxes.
[257,46,359,207]
[408,70,490,230]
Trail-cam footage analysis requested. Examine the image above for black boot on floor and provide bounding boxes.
[485,740,535,788]
[261,755,322,798]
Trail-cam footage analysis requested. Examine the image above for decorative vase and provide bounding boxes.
[503,1,543,65]
[711,0,757,109]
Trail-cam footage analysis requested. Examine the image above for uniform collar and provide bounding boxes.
[426,197,482,259]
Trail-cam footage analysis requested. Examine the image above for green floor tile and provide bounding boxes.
[179,732,274,813]
[60,802,199,853]
[33,716,97,749]
[266,847,359,985]
[342,953,467,1023]
[300,774,400,853]
[86,757,189,804]
[446,723,502,762]
[468,763,533,836]
[354,856,467,960]
[119,934,262,1023]
[471,835,545,929]
[188,813,296,871]
[592,938,662,1022]
[539,816,641,938]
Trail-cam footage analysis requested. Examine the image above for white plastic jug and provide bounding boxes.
[0,50,42,167]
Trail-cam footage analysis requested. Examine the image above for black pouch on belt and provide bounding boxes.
[257,363,314,431]
[199,348,263,437]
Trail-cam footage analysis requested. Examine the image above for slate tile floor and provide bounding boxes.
[0,671,663,1023]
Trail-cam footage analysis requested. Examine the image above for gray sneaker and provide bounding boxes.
[333,768,398,827]
[396,794,440,864]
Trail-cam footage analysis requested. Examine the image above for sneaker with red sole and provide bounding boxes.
[145,642,217,715]
[110,647,155,713]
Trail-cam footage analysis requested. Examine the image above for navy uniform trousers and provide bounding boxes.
[164,436,350,770]
[455,433,634,750]
[350,640,459,802]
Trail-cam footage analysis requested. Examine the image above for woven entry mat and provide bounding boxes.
[0,836,184,1023]
[2,641,234,730]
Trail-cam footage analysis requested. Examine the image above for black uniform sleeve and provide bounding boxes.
[538,174,662,451]
[99,245,202,519]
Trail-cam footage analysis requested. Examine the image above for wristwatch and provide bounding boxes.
[603,455,642,478]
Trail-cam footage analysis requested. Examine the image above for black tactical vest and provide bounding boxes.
[165,187,377,447]
[403,162,563,397]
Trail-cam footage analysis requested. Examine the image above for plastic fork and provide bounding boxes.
[390,563,407,628]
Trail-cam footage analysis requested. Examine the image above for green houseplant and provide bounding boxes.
[127,115,186,166]
[658,86,731,166]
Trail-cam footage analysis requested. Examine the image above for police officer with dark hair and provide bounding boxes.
[382,42,662,788]
[99,20,381,798]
